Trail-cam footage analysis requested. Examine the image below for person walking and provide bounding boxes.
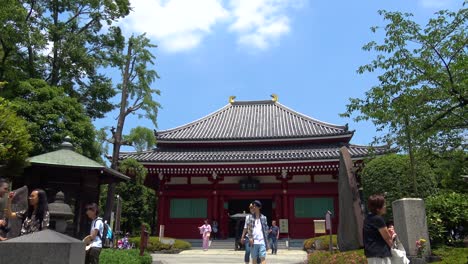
[268,220,280,255]
[84,203,104,264]
[240,203,261,264]
[212,219,218,240]
[198,219,211,251]
[363,194,393,264]
[5,189,49,236]
[246,200,269,264]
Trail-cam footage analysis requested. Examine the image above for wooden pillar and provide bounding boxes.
[282,191,288,219]
[157,192,166,228]
[219,196,227,239]
[213,191,218,222]
[274,194,281,221]
[281,172,289,219]
[212,179,218,221]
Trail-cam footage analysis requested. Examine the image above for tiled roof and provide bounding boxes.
[28,139,130,181]
[119,144,387,164]
[156,100,352,142]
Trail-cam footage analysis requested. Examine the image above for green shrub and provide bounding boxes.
[361,154,437,218]
[173,239,191,250]
[100,249,152,264]
[308,250,366,264]
[426,192,468,246]
[129,236,192,252]
[303,235,338,251]
[432,246,468,264]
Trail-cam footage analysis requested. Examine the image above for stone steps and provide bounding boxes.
[181,238,304,250]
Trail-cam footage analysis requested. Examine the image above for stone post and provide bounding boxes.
[392,198,431,258]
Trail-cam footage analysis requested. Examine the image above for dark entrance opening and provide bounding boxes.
[227,199,272,238]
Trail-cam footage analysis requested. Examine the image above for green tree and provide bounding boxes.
[104,34,161,221]
[342,8,467,193]
[0,97,33,179]
[432,150,468,193]
[361,154,438,218]
[124,126,157,152]
[117,158,156,234]
[0,0,131,119]
[1,79,99,159]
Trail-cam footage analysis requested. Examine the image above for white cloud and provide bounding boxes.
[418,0,458,9]
[229,0,303,50]
[120,0,303,52]
[121,0,229,52]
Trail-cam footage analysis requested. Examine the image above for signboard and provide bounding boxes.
[313,219,326,235]
[325,211,332,231]
[159,225,165,239]
[279,219,289,233]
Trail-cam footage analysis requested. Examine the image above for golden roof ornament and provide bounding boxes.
[271,94,278,102]
[229,96,236,104]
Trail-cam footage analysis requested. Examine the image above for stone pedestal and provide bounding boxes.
[0,229,85,264]
[392,198,431,258]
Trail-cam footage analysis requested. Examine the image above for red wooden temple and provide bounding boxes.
[119,96,385,239]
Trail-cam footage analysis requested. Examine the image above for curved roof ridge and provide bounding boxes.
[157,104,232,135]
[347,144,388,149]
[275,102,346,129]
[156,99,352,141]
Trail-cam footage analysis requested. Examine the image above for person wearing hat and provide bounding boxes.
[246,200,270,264]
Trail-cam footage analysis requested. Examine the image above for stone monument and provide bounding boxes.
[6,185,29,238]
[393,198,431,258]
[0,229,85,264]
[337,146,364,251]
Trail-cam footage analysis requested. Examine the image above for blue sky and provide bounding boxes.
[94,0,462,151]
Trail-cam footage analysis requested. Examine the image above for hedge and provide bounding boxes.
[100,249,152,264]
[308,249,366,264]
[303,235,338,251]
[129,236,191,252]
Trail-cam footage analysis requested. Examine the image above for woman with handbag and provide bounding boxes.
[198,219,211,251]
[363,194,393,264]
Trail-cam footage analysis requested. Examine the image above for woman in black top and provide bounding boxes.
[363,194,393,264]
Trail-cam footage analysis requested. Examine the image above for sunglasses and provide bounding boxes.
[86,207,95,211]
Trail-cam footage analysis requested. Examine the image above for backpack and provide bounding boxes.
[95,218,113,248]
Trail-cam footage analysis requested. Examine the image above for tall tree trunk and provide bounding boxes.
[104,41,133,222]
[27,45,35,78]
[404,115,417,194]
[50,0,60,86]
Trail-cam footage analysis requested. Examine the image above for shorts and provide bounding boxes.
[251,243,266,259]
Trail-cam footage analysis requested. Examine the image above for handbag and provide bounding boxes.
[390,237,410,264]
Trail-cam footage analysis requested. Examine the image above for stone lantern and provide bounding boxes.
[49,191,74,233]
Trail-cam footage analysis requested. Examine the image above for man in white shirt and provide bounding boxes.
[246,200,270,264]
[85,203,104,264]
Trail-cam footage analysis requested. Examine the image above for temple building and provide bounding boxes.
[119,96,385,239]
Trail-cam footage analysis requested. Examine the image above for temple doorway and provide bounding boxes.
[227,199,272,238]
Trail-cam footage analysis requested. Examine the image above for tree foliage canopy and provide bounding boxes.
[124,126,156,152]
[361,153,438,217]
[1,79,98,158]
[0,97,32,178]
[343,8,467,152]
[0,0,131,119]
[116,158,156,234]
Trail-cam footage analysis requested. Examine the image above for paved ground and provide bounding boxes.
[152,249,308,264]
